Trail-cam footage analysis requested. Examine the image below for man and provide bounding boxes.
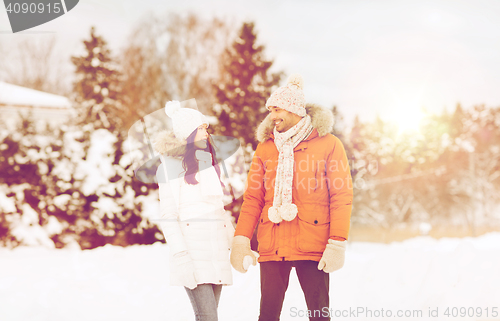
[230,74,353,321]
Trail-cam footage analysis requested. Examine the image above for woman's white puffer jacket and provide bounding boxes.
[154,130,233,287]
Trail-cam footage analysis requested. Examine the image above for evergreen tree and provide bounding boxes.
[0,112,77,248]
[210,22,281,249]
[212,22,282,151]
[67,27,162,249]
[71,26,123,133]
[2,123,94,248]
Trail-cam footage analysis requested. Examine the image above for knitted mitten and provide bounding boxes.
[317,239,347,273]
[173,251,197,289]
[230,235,259,273]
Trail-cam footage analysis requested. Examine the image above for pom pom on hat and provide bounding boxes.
[286,74,304,90]
[165,100,182,118]
[164,100,208,140]
[265,73,306,117]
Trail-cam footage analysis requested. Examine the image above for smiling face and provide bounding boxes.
[194,124,209,149]
[269,106,302,132]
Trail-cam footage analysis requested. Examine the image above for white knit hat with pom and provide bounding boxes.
[265,74,306,117]
[164,100,209,140]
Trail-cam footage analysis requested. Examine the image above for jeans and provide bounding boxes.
[259,260,330,321]
[185,283,223,321]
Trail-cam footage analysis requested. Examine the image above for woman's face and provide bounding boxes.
[194,124,209,149]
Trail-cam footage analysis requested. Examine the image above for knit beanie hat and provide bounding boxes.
[164,100,209,140]
[265,74,306,117]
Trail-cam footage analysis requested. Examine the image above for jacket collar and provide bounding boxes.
[255,103,334,143]
[153,130,186,159]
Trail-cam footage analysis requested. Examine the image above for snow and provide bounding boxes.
[93,197,121,219]
[10,204,55,248]
[0,82,70,109]
[52,194,72,209]
[1,233,499,321]
[78,129,117,196]
[43,216,64,236]
[135,192,160,221]
[0,185,16,213]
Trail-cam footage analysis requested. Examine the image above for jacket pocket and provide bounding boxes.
[297,212,329,254]
[257,207,276,254]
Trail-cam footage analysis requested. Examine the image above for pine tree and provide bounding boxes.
[0,112,74,248]
[210,23,281,249]
[71,26,124,133]
[213,22,282,151]
[67,27,162,249]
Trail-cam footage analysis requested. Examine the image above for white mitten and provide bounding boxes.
[230,236,259,273]
[173,251,197,289]
[317,239,347,273]
[243,251,260,271]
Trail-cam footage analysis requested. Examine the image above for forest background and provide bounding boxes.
[1,4,500,250]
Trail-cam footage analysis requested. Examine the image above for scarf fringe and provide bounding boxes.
[267,117,312,224]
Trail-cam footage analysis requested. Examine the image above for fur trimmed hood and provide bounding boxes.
[153,130,186,158]
[256,103,334,143]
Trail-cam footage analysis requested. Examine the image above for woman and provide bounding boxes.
[154,101,234,321]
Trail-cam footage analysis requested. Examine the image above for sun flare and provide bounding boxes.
[387,103,426,134]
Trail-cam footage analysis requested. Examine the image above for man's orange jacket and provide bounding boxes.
[235,104,353,263]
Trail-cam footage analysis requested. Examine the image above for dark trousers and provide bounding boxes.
[259,260,330,321]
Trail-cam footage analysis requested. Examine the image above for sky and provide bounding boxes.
[1,0,500,127]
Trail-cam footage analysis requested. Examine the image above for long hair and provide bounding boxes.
[182,128,224,188]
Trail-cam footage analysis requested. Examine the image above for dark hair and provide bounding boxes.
[182,128,224,188]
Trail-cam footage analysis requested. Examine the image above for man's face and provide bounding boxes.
[269,106,300,133]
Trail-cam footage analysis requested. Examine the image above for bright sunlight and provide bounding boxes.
[392,105,425,133]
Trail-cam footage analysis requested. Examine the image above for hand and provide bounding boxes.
[173,251,197,289]
[317,239,347,273]
[230,236,259,273]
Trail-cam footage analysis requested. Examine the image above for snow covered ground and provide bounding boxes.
[1,233,500,321]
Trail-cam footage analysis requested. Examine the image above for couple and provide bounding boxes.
[154,74,353,321]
